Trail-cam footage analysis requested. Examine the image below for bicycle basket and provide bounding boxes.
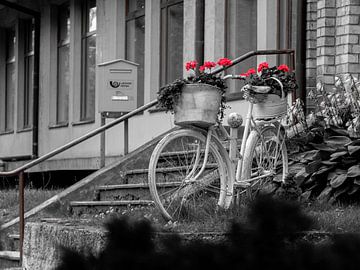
[253,94,287,119]
[174,83,222,128]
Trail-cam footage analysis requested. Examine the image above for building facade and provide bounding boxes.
[0,0,341,173]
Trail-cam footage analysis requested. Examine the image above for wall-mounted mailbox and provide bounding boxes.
[98,59,138,113]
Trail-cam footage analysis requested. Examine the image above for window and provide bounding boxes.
[126,0,145,107]
[225,0,257,95]
[81,0,96,121]
[1,27,16,132]
[57,3,70,124]
[22,19,35,129]
[160,0,184,86]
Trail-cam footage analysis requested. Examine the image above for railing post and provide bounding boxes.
[19,171,25,265]
[100,113,106,168]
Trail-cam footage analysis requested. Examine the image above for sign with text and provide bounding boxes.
[98,59,138,113]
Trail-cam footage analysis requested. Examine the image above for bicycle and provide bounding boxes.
[148,76,289,221]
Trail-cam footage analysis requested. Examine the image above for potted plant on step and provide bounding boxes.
[157,58,233,127]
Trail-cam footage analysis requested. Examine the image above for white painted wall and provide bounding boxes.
[0,0,276,169]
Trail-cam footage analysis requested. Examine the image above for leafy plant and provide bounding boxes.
[156,58,232,122]
[285,74,360,204]
[240,62,298,102]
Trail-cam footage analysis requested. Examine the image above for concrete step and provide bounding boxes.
[69,200,155,216]
[96,182,182,201]
[7,235,19,252]
[125,164,217,184]
[0,251,20,269]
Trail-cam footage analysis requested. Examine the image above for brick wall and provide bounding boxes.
[306,0,360,93]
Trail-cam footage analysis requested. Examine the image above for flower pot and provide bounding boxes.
[252,94,287,119]
[174,83,222,127]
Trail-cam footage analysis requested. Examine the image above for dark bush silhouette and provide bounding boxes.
[55,195,359,270]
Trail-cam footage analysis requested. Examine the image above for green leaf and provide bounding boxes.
[329,127,349,136]
[348,185,359,195]
[347,139,360,146]
[325,136,352,147]
[317,186,332,202]
[342,157,358,166]
[347,165,360,178]
[310,143,335,152]
[302,150,321,161]
[313,166,334,177]
[348,145,360,155]
[330,151,348,160]
[354,178,360,185]
[321,160,338,166]
[333,185,349,198]
[329,174,348,188]
[300,190,312,201]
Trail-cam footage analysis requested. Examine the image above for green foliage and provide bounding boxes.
[157,79,185,114]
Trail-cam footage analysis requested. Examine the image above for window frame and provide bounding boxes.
[56,2,71,125]
[2,26,16,133]
[125,0,145,107]
[80,0,97,122]
[22,19,35,130]
[159,0,184,87]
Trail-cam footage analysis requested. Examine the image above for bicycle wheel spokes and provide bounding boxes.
[242,126,288,197]
[149,129,228,221]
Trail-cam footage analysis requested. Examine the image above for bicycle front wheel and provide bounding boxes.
[148,128,228,221]
[242,125,288,195]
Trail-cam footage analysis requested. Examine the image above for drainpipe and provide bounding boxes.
[295,0,307,106]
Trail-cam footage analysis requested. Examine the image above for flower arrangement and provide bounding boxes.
[157,58,233,122]
[240,62,298,103]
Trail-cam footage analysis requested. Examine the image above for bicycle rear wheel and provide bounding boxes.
[241,125,288,196]
[148,129,228,221]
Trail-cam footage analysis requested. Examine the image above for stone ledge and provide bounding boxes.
[22,219,335,270]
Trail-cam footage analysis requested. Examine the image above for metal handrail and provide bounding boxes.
[0,49,295,264]
[0,49,294,177]
[0,100,157,176]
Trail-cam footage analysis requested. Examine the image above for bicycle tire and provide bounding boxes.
[148,128,229,221]
[241,125,288,197]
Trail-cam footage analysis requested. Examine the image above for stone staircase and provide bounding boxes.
[0,234,20,269]
[0,126,240,269]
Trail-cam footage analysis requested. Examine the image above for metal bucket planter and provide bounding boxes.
[252,94,287,119]
[174,83,222,127]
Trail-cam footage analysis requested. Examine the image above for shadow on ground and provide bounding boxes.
[55,195,360,270]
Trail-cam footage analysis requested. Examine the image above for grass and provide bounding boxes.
[2,187,360,235]
[305,201,360,233]
[91,198,360,235]
[0,187,63,224]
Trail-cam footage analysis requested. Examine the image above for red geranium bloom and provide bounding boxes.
[199,65,205,72]
[185,60,197,71]
[278,64,290,72]
[203,61,217,69]
[246,68,256,75]
[257,62,269,72]
[217,58,232,67]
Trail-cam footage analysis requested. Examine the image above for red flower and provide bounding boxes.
[278,64,289,72]
[257,62,269,72]
[185,60,197,71]
[217,58,232,67]
[203,61,217,69]
[199,65,205,72]
[246,68,256,75]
